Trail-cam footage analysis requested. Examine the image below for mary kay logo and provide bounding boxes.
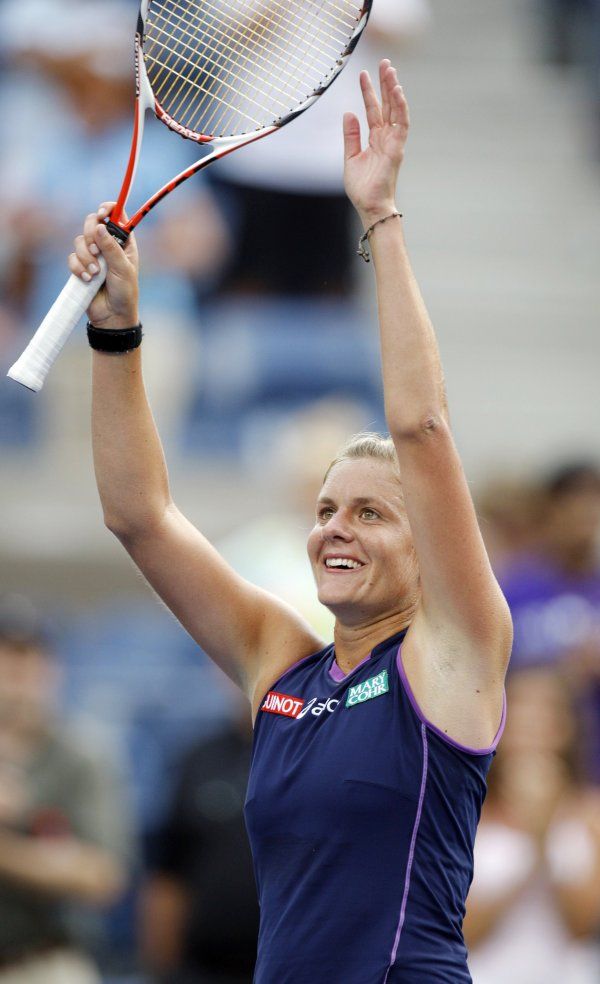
[346,670,389,708]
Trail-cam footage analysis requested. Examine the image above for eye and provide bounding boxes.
[360,508,380,520]
[318,506,334,521]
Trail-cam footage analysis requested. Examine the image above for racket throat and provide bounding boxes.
[105,221,130,246]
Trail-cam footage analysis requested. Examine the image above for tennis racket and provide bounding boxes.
[8,0,371,392]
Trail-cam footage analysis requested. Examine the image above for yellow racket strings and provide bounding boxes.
[145,0,341,124]
[143,0,364,136]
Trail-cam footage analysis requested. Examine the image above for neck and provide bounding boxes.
[333,610,412,674]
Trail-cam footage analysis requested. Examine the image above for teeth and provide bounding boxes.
[325,558,363,569]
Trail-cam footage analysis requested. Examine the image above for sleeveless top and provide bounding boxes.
[244,629,506,983]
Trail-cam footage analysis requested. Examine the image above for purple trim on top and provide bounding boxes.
[396,646,507,756]
[329,651,372,683]
[384,723,429,981]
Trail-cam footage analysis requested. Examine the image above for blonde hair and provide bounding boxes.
[322,432,400,484]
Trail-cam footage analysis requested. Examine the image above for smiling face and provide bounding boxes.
[306,457,420,626]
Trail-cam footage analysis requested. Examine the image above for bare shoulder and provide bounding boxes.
[399,607,510,750]
[251,605,325,721]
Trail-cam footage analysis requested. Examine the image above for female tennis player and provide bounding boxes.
[70,61,512,983]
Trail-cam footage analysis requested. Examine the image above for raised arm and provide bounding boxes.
[343,64,511,735]
[70,207,322,706]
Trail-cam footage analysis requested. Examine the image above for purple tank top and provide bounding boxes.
[245,629,505,983]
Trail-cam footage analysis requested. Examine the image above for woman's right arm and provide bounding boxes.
[71,207,323,704]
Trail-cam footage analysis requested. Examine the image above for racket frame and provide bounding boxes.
[7,0,372,391]
[110,0,372,234]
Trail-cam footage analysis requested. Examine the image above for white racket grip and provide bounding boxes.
[7,256,108,392]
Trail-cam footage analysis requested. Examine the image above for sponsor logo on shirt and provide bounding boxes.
[261,691,305,718]
[297,696,339,719]
[261,692,340,720]
[346,670,389,708]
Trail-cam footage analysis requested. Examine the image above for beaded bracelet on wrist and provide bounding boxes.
[357,211,403,263]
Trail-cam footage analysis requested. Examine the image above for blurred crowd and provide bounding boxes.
[468,463,600,983]
[1,0,600,981]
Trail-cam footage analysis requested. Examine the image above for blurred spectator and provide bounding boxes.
[465,669,600,982]
[140,683,257,984]
[211,0,431,296]
[500,462,600,781]
[476,476,543,578]
[0,602,134,983]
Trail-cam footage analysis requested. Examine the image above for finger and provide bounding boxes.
[83,212,103,256]
[391,80,409,130]
[384,65,398,122]
[68,250,95,283]
[96,202,131,234]
[343,111,362,160]
[101,201,132,227]
[360,70,383,130]
[74,233,101,279]
[379,59,392,124]
[95,201,138,264]
[96,202,117,220]
[94,223,133,276]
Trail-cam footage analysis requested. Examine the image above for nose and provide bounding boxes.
[322,510,353,542]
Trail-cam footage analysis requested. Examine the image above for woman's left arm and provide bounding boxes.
[345,62,512,683]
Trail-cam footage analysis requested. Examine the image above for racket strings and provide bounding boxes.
[145,2,289,129]
[166,0,333,132]
[149,0,332,96]
[195,0,345,60]
[158,0,351,107]
[146,0,339,115]
[177,0,298,134]
[153,0,346,78]
[146,2,290,130]
[147,2,321,133]
[146,29,286,116]
[206,0,319,135]
[184,0,338,134]
[151,0,359,135]
[143,0,364,137]
[147,5,304,113]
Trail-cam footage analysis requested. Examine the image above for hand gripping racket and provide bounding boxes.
[8,0,371,392]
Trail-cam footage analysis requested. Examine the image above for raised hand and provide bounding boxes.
[68,203,139,329]
[343,60,409,228]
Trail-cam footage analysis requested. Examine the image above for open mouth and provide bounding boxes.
[323,557,365,572]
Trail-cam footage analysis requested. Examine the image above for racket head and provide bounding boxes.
[140,0,372,142]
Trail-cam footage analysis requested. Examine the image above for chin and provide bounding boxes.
[317,588,370,623]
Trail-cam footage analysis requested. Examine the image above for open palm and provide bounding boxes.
[344,61,409,225]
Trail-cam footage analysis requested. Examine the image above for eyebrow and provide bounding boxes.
[317,496,387,508]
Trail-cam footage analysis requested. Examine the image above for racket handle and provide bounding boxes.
[7,257,108,392]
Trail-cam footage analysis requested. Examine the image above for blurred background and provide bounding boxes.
[0,0,600,981]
